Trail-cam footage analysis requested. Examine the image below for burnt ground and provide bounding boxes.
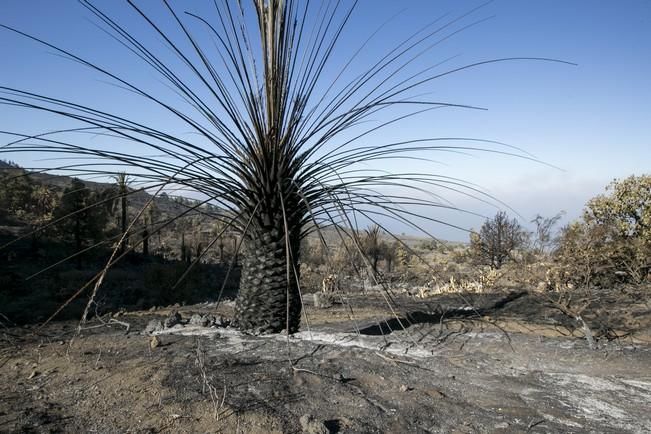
[1,289,650,433]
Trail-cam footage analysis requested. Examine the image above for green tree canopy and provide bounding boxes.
[553,174,651,285]
[584,175,651,241]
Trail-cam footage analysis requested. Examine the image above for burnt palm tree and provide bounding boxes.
[113,172,130,254]
[0,1,569,333]
[363,225,383,274]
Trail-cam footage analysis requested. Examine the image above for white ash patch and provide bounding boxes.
[539,413,584,429]
[153,324,437,358]
[153,324,222,337]
[288,330,435,358]
[547,373,626,392]
[541,371,649,431]
[620,379,651,393]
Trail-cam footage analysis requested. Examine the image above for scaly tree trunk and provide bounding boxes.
[142,228,149,256]
[218,241,224,263]
[235,224,302,334]
[121,194,128,250]
[75,214,82,269]
[232,1,306,334]
[115,173,129,254]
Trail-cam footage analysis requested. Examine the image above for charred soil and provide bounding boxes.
[1,290,650,433]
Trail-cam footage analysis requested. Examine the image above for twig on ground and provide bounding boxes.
[195,338,227,420]
[526,418,546,431]
[290,366,337,382]
[291,366,321,376]
[78,318,130,334]
[544,291,597,349]
[346,381,391,414]
[480,318,515,352]
[108,318,131,334]
[575,314,595,349]
[374,351,419,367]
[292,365,360,383]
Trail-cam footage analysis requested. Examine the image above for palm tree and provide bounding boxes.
[113,172,130,254]
[0,1,569,332]
[363,225,383,274]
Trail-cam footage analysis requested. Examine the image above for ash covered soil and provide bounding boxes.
[1,290,651,433]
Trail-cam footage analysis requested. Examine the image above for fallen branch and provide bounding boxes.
[527,418,546,431]
[108,318,131,334]
[78,318,131,335]
[574,314,595,350]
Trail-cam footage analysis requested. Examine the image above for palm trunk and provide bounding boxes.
[120,195,128,252]
[75,214,82,268]
[234,2,306,334]
[235,226,302,334]
[142,228,149,256]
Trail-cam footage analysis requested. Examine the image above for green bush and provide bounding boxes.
[550,175,651,288]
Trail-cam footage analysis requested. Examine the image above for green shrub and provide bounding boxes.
[549,175,651,288]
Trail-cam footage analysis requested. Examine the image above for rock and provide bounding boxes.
[149,336,161,350]
[424,387,446,399]
[187,314,230,327]
[164,311,182,328]
[299,414,329,434]
[212,315,229,327]
[314,292,334,309]
[144,319,164,335]
[189,314,209,327]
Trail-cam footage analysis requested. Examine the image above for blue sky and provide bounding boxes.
[1,1,650,241]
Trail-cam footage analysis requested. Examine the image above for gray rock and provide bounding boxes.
[189,313,209,327]
[314,292,335,309]
[212,315,229,327]
[144,319,164,335]
[164,311,182,328]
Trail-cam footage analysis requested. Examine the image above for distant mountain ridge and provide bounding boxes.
[0,159,192,218]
